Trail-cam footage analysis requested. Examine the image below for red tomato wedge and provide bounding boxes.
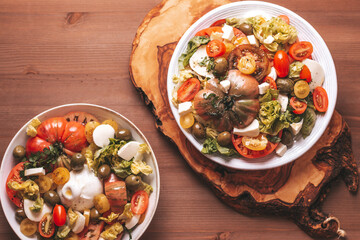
[79,221,105,240]
[104,174,127,213]
[210,19,226,27]
[53,204,66,226]
[195,27,223,37]
[6,162,25,207]
[177,78,201,102]
[278,15,290,24]
[289,41,313,61]
[131,190,149,215]
[273,50,290,78]
[26,117,87,156]
[300,65,312,83]
[290,97,307,114]
[313,87,329,112]
[263,76,277,90]
[206,40,226,57]
[232,131,282,159]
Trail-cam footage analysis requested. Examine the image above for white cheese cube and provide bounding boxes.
[233,119,259,137]
[258,82,270,95]
[24,167,45,176]
[118,141,141,161]
[264,35,275,44]
[277,94,289,113]
[290,119,304,135]
[247,35,259,47]
[178,101,193,116]
[275,143,287,157]
[267,67,277,81]
[220,80,231,93]
[222,24,234,41]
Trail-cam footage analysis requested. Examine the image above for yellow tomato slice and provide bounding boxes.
[242,134,268,151]
[180,113,195,129]
[237,56,256,74]
[52,167,70,185]
[294,80,310,99]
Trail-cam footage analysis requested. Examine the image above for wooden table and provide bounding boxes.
[0,0,359,239]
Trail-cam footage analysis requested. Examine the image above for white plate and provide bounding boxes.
[167,1,337,170]
[0,103,160,240]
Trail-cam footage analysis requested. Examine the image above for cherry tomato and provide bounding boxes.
[131,190,149,215]
[290,97,307,114]
[210,19,226,27]
[232,131,282,159]
[263,76,277,89]
[289,41,313,61]
[273,50,290,78]
[53,204,67,226]
[79,221,105,240]
[300,65,312,83]
[313,87,329,112]
[206,40,226,57]
[177,78,201,102]
[6,162,25,207]
[180,113,195,129]
[278,15,290,24]
[64,111,99,125]
[195,27,222,37]
[294,80,310,99]
[52,167,70,185]
[242,134,268,151]
[237,56,256,74]
[39,213,55,238]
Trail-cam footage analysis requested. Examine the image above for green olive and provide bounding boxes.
[116,129,132,141]
[276,78,294,94]
[217,131,232,147]
[238,23,253,35]
[192,122,206,139]
[125,175,142,190]
[281,129,294,147]
[90,208,100,222]
[98,164,111,179]
[15,208,26,222]
[71,153,86,171]
[13,145,25,159]
[43,190,60,206]
[214,57,228,75]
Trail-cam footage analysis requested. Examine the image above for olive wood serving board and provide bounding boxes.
[129,0,359,238]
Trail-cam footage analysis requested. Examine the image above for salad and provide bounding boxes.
[5,111,153,239]
[171,15,329,159]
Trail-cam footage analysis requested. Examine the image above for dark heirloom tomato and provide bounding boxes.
[64,111,99,125]
[79,221,105,240]
[6,162,25,207]
[104,174,127,213]
[26,117,87,156]
[232,131,282,159]
[228,44,270,81]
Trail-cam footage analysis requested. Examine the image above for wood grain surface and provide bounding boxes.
[0,0,359,239]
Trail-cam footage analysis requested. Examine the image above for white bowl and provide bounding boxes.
[0,103,160,240]
[167,1,337,170]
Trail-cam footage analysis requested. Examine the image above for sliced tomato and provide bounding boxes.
[289,41,313,61]
[131,190,149,215]
[263,76,277,89]
[206,40,226,57]
[300,65,311,83]
[195,26,222,37]
[104,174,127,213]
[232,131,282,159]
[210,19,226,27]
[278,15,290,24]
[64,111,99,125]
[53,204,66,226]
[39,213,55,238]
[6,162,25,207]
[61,121,88,152]
[313,87,329,112]
[177,78,201,102]
[273,50,290,78]
[25,136,51,156]
[233,28,246,37]
[290,97,307,114]
[79,221,105,240]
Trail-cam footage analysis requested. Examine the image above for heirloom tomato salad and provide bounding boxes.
[6,112,153,239]
[172,15,329,159]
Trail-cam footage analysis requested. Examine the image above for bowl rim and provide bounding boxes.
[0,103,160,240]
[167,1,337,170]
